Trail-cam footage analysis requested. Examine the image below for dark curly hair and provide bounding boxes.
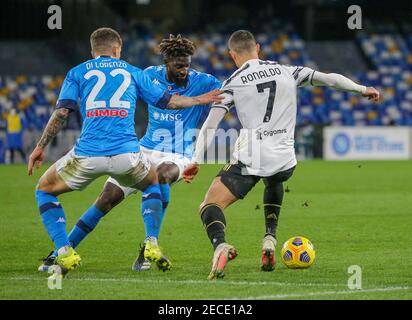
[159,34,196,60]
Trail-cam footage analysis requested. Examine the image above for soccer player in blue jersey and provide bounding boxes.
[38,34,222,273]
[29,28,223,276]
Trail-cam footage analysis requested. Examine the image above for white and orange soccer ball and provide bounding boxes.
[281,236,316,269]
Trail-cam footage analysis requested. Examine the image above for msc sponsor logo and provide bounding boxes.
[153,111,182,121]
[332,133,351,155]
[86,109,128,118]
[256,128,287,140]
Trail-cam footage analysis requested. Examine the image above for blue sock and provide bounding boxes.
[159,183,170,227]
[69,205,105,247]
[35,190,69,251]
[52,205,105,257]
[141,184,163,240]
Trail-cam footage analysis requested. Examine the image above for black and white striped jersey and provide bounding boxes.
[212,59,315,176]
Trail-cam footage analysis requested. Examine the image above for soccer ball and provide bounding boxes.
[281,236,316,269]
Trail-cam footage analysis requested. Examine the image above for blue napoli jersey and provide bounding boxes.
[57,56,170,156]
[139,65,221,158]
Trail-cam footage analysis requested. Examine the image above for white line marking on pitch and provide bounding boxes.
[0,276,346,287]
[1,277,410,299]
[228,286,412,300]
[2,276,410,291]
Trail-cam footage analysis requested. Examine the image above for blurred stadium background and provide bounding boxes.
[1,0,412,163]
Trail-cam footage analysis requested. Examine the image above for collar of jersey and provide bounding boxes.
[95,55,113,59]
[240,58,260,68]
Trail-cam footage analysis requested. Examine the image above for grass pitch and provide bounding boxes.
[0,160,411,300]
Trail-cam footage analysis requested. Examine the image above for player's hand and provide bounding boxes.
[194,89,224,105]
[183,163,200,183]
[362,87,380,102]
[28,145,45,176]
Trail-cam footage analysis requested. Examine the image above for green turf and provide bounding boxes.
[1,161,411,300]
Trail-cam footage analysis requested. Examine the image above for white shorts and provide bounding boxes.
[56,149,151,191]
[107,146,192,197]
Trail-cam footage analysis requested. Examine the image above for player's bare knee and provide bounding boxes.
[35,182,43,192]
[36,176,53,193]
[199,201,224,213]
[157,172,171,184]
[95,183,124,214]
[200,193,214,211]
[201,192,233,211]
[156,162,178,184]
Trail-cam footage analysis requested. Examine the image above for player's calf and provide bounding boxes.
[200,203,238,279]
[35,188,71,255]
[200,203,227,250]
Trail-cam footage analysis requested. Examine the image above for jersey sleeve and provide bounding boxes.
[192,107,227,164]
[56,69,79,111]
[135,69,171,109]
[311,71,366,94]
[211,81,234,112]
[283,65,316,87]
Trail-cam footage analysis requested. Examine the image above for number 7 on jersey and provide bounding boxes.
[256,80,277,123]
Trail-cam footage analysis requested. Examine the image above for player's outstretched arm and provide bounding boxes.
[311,71,380,102]
[183,107,227,183]
[28,108,70,176]
[166,89,224,109]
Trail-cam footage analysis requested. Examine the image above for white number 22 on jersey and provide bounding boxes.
[84,69,131,110]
